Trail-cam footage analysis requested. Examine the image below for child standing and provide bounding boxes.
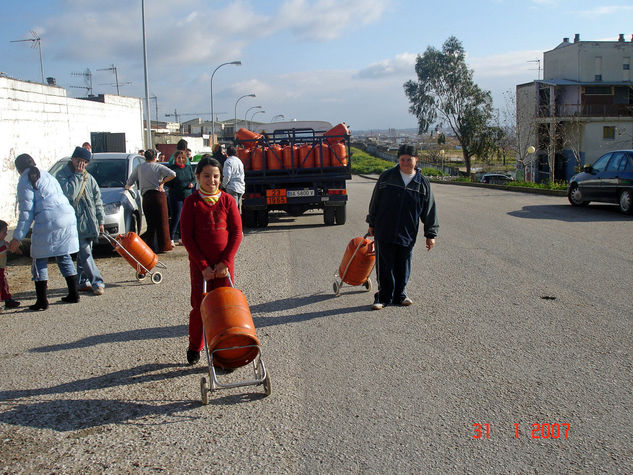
[179,156,243,365]
[0,220,21,309]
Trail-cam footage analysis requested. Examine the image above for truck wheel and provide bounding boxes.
[335,205,346,225]
[323,207,335,225]
[256,209,269,227]
[244,209,257,228]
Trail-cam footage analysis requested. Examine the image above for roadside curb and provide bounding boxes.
[354,173,567,197]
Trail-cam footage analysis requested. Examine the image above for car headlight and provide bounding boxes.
[104,201,122,215]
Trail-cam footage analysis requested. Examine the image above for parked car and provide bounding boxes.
[567,150,633,214]
[49,153,145,241]
[480,173,514,184]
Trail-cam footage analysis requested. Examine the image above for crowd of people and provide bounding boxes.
[2,141,438,365]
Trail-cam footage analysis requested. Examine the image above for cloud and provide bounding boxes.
[468,49,544,78]
[355,53,417,79]
[277,0,389,41]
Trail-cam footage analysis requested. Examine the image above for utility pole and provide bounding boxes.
[141,0,152,149]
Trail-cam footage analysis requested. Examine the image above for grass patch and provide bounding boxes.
[350,147,393,174]
[506,180,568,191]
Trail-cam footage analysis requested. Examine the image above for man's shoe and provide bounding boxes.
[371,301,385,310]
[4,299,21,309]
[399,296,413,306]
[187,349,200,365]
[93,287,105,296]
[79,285,93,292]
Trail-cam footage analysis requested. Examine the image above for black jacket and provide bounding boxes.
[366,166,439,247]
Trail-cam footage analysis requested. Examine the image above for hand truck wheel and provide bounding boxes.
[332,280,341,296]
[151,272,163,284]
[363,278,372,292]
[136,272,146,282]
[200,377,209,405]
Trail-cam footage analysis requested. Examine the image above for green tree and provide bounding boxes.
[404,36,499,175]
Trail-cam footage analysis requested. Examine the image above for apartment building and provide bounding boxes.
[516,34,633,182]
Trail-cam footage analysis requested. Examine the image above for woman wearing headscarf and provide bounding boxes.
[8,154,80,310]
[125,149,176,253]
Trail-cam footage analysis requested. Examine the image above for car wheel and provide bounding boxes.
[619,190,633,215]
[568,184,589,207]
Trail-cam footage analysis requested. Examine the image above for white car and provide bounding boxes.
[49,153,145,241]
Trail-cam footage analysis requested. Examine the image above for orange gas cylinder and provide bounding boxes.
[236,128,262,148]
[200,286,260,369]
[299,144,315,168]
[338,237,375,286]
[319,143,332,167]
[330,142,348,166]
[281,145,293,169]
[251,147,266,170]
[267,145,283,170]
[114,232,158,275]
[237,146,251,170]
[324,122,349,146]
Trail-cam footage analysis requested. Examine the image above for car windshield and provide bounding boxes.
[86,159,128,188]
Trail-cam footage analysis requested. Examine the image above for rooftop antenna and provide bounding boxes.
[70,68,94,96]
[527,59,542,80]
[97,64,126,95]
[10,31,44,83]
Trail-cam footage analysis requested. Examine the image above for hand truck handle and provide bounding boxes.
[202,270,234,295]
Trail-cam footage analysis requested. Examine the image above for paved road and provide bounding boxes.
[1,176,632,473]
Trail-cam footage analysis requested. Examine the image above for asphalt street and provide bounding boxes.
[1,176,632,473]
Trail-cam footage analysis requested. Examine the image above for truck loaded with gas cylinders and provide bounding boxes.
[234,121,351,228]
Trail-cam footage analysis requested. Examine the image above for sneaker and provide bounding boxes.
[187,349,200,365]
[4,299,21,309]
[371,301,385,311]
[93,287,105,296]
[171,240,175,247]
[399,296,413,306]
[79,285,92,292]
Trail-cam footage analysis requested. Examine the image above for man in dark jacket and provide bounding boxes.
[366,144,439,310]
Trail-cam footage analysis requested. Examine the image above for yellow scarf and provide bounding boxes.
[199,187,221,205]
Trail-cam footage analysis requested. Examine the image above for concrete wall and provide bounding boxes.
[545,40,633,82]
[1,77,144,226]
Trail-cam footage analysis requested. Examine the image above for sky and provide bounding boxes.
[2,0,633,131]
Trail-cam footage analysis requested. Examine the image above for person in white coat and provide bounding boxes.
[9,154,80,311]
[222,145,245,212]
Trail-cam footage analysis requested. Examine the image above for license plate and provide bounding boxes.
[287,189,315,197]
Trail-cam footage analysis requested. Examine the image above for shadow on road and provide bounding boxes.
[508,204,631,222]
[0,363,196,403]
[29,325,187,353]
[0,397,199,431]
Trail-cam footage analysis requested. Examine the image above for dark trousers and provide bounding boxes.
[142,190,172,253]
[168,195,184,241]
[374,240,413,304]
[0,268,11,301]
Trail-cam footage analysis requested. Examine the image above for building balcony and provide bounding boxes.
[537,103,632,118]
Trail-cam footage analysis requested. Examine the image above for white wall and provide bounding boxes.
[1,77,144,226]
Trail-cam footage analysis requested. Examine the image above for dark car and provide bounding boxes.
[567,150,633,214]
[480,173,513,185]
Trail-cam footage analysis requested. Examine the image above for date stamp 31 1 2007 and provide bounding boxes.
[472,423,571,440]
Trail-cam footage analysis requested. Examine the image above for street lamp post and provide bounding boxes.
[141,0,152,149]
[210,60,241,148]
[250,110,266,129]
[234,94,256,137]
[271,114,285,122]
[244,106,262,130]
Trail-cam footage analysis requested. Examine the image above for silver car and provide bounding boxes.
[49,153,145,241]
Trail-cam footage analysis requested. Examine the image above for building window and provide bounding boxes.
[603,126,616,140]
[584,86,612,95]
[624,64,631,70]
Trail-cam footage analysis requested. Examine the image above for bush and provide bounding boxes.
[506,180,568,191]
